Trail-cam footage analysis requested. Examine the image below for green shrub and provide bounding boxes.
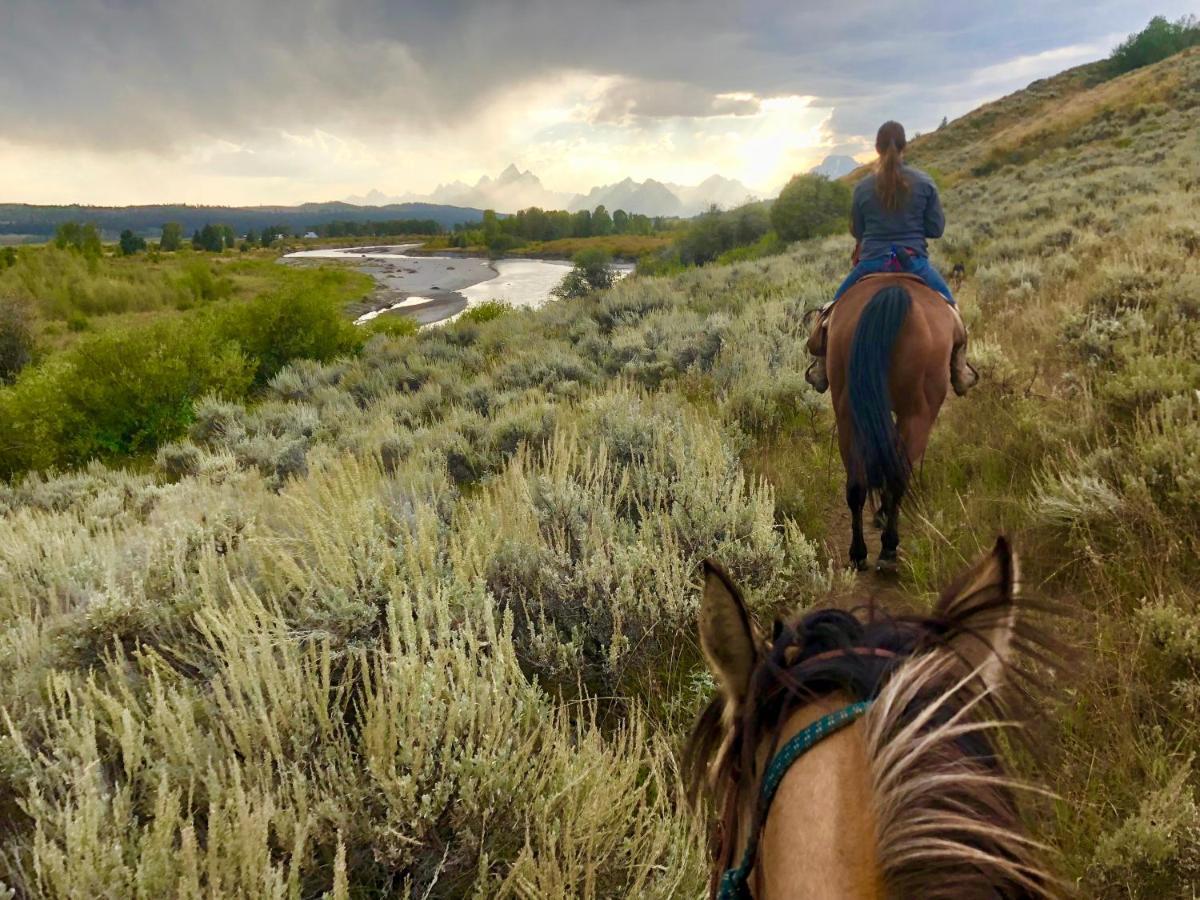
[0,270,365,477]
[1108,15,1200,76]
[459,300,508,324]
[363,313,419,339]
[771,174,852,242]
[553,248,615,299]
[715,230,785,264]
[175,260,233,307]
[0,319,253,475]
[0,295,34,383]
[213,269,362,387]
[1090,759,1200,895]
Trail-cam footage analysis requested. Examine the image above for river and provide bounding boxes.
[283,244,630,327]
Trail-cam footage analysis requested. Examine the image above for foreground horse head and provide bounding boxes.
[813,274,963,572]
[687,539,1059,899]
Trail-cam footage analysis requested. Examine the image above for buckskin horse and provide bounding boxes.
[687,539,1059,899]
[808,273,965,573]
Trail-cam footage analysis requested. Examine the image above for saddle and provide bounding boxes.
[856,272,928,287]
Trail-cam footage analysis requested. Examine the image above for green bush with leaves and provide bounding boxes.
[53,221,102,258]
[118,229,146,256]
[0,269,365,476]
[459,300,508,324]
[771,173,852,242]
[214,269,362,386]
[1109,15,1200,76]
[553,247,616,299]
[0,295,34,384]
[0,317,253,474]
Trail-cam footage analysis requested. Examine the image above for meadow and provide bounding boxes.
[1,46,1199,899]
[0,247,303,349]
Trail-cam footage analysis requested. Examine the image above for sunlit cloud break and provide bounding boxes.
[0,0,1181,206]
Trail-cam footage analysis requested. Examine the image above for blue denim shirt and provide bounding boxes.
[851,165,944,261]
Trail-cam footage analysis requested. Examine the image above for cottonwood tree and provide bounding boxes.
[119,229,146,256]
[0,296,34,383]
[160,222,183,251]
[770,174,852,243]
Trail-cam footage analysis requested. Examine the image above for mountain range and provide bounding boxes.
[808,154,862,178]
[346,165,758,218]
[0,154,873,242]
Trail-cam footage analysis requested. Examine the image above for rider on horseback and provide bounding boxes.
[806,121,978,396]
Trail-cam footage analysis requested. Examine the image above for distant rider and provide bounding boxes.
[805,120,977,395]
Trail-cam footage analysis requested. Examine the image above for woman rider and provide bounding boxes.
[805,120,977,395]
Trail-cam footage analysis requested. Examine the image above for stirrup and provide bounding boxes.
[806,357,829,394]
[950,350,979,397]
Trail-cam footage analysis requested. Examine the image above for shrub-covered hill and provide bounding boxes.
[1,46,1199,898]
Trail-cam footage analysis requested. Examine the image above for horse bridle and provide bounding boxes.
[717,700,873,899]
[715,646,895,899]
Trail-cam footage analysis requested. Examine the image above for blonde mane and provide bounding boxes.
[863,651,1059,897]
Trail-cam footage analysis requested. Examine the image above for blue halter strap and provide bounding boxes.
[717,700,874,900]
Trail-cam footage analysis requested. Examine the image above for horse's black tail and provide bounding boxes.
[848,285,912,493]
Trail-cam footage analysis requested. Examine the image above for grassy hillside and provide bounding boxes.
[1,46,1199,898]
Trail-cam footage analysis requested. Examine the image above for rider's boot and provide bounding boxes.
[949,305,979,396]
[804,304,833,393]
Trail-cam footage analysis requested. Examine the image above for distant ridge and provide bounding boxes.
[349,166,757,217]
[809,155,861,178]
[0,201,488,241]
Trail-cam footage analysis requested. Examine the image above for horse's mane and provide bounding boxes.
[685,584,1063,899]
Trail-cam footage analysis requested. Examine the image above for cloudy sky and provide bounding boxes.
[0,0,1190,205]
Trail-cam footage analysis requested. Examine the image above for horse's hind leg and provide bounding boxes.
[876,481,906,575]
[847,479,869,571]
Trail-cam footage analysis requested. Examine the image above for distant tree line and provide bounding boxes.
[312,219,443,238]
[0,202,479,241]
[452,205,675,252]
[639,174,852,272]
[188,223,294,252]
[1109,15,1200,76]
[192,224,237,252]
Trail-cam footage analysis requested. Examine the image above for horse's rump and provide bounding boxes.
[826,274,958,570]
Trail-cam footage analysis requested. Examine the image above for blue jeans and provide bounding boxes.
[832,253,955,305]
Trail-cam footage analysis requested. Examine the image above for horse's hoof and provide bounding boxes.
[876,554,899,575]
[851,557,870,573]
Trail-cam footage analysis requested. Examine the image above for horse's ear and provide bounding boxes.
[699,559,759,705]
[935,537,1019,693]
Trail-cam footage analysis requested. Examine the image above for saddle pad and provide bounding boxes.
[857,272,928,286]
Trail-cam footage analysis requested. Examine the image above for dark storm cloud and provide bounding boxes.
[0,0,1187,152]
[590,80,761,123]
